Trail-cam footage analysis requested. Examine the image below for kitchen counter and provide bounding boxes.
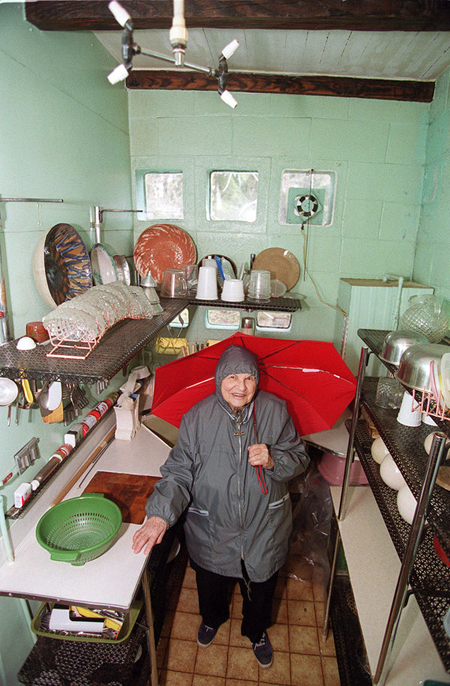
[0,415,171,611]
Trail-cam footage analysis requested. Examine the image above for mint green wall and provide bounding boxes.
[413,68,450,301]
[0,6,131,683]
[129,90,429,342]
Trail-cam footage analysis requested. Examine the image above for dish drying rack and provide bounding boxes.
[407,358,450,422]
[43,283,159,361]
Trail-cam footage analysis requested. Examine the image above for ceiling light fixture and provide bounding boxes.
[107,1,239,108]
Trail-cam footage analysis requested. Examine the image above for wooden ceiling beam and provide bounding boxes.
[25,1,450,32]
[125,70,434,102]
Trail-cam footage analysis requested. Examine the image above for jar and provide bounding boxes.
[400,295,448,343]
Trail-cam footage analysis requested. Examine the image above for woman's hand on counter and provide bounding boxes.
[132,516,168,555]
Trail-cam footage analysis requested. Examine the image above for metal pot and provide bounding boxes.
[380,330,428,367]
[396,343,449,392]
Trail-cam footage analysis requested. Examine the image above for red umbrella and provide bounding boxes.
[151,333,356,436]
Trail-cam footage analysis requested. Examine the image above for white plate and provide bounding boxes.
[91,244,118,285]
[46,381,62,411]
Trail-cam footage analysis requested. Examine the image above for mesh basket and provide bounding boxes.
[36,494,122,565]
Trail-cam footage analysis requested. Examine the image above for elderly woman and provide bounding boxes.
[133,344,309,668]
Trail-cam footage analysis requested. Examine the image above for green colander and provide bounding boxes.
[36,493,122,566]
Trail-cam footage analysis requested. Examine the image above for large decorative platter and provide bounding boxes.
[133,224,196,284]
[251,248,300,290]
[33,224,93,307]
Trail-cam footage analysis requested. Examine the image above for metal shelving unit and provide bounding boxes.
[0,296,302,385]
[324,328,450,685]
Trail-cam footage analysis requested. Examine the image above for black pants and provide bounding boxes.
[191,559,278,644]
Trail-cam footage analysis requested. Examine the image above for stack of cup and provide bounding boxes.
[182,264,198,294]
[247,270,271,302]
[221,279,245,302]
[196,266,218,300]
[397,391,421,427]
[160,269,187,298]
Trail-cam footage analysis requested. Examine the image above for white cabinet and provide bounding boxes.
[333,279,433,376]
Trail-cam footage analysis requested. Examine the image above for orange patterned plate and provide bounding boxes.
[133,224,197,284]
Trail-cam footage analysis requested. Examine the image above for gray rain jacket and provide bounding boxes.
[145,344,310,582]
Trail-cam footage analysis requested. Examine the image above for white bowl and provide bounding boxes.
[380,454,407,491]
[371,437,390,465]
[0,378,18,406]
[397,485,417,524]
[16,336,36,351]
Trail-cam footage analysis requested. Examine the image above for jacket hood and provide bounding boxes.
[215,345,260,418]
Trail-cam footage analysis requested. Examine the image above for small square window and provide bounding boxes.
[256,311,292,331]
[143,172,184,219]
[209,171,258,222]
[205,309,241,329]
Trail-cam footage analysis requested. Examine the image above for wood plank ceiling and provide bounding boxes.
[25,1,450,102]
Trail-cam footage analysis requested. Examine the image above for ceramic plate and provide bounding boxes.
[33,224,93,307]
[113,255,131,285]
[252,248,300,290]
[133,224,196,284]
[90,243,118,285]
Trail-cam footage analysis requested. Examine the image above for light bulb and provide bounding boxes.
[220,90,238,109]
[221,39,239,60]
[107,63,129,84]
[108,1,131,28]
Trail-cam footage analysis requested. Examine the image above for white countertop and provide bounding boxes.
[0,417,171,610]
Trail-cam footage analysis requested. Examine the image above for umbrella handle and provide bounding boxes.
[256,465,268,495]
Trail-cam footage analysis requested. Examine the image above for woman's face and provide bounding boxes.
[221,373,257,411]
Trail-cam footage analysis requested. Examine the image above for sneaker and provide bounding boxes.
[197,622,218,647]
[252,632,273,668]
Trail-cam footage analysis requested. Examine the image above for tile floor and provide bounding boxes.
[155,548,340,686]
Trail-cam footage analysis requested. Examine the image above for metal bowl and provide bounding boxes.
[379,330,428,366]
[396,343,449,392]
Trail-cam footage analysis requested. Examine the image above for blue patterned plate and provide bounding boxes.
[33,224,93,307]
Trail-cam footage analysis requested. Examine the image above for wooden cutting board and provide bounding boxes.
[83,471,161,524]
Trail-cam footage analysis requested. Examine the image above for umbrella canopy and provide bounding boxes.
[151,332,356,436]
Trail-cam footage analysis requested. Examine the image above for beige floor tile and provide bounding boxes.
[312,582,327,603]
[259,648,290,685]
[272,597,288,624]
[267,623,289,652]
[174,586,200,614]
[161,610,176,638]
[287,599,317,626]
[227,646,259,681]
[290,653,324,686]
[318,627,336,657]
[289,625,320,655]
[229,617,249,647]
[159,668,193,686]
[225,680,258,686]
[192,676,225,686]
[231,592,243,618]
[170,611,202,642]
[195,643,229,677]
[286,578,314,601]
[315,601,325,628]
[163,637,198,673]
[322,655,341,686]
